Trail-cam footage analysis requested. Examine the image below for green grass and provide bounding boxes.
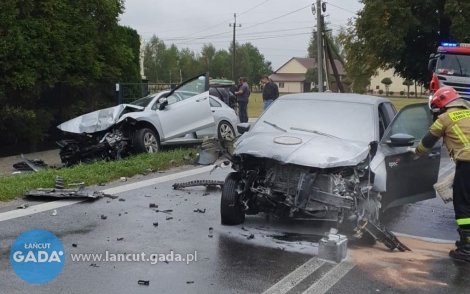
[247,92,425,117]
[0,148,198,202]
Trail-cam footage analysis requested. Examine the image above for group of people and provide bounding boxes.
[227,75,279,123]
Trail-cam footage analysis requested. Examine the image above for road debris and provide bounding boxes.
[149,203,157,208]
[208,227,213,238]
[318,228,348,263]
[101,215,107,220]
[119,198,125,202]
[17,203,29,209]
[13,154,49,172]
[117,238,124,241]
[172,180,224,190]
[241,227,249,231]
[202,193,210,196]
[90,264,99,267]
[153,222,159,227]
[51,210,58,216]
[209,160,231,174]
[98,183,106,186]
[120,177,127,182]
[247,234,255,240]
[72,243,78,247]
[194,208,206,213]
[166,216,173,220]
[25,176,116,200]
[138,280,150,286]
[155,209,172,214]
[186,281,194,284]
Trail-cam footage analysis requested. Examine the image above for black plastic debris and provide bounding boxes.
[90,264,99,267]
[98,183,106,186]
[138,280,149,286]
[247,234,255,240]
[172,180,224,190]
[208,227,213,238]
[155,209,172,214]
[241,227,249,231]
[202,193,210,196]
[153,222,159,227]
[119,198,125,202]
[72,244,78,247]
[13,154,49,172]
[105,194,119,199]
[166,216,173,220]
[101,215,107,220]
[149,203,157,208]
[186,281,194,284]
[194,208,206,213]
[117,238,124,241]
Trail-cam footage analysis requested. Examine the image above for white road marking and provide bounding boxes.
[0,165,214,222]
[439,161,454,177]
[302,261,356,294]
[262,258,325,294]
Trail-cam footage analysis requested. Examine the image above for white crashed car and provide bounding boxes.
[55,73,239,165]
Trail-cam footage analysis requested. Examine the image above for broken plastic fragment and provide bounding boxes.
[117,238,124,241]
[17,203,29,209]
[101,215,107,220]
[153,222,159,227]
[120,177,127,182]
[72,244,77,247]
[194,208,206,213]
[149,203,157,208]
[208,227,213,238]
[51,210,57,216]
[138,280,149,286]
[166,216,173,220]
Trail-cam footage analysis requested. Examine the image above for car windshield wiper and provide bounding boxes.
[263,120,286,132]
[290,127,340,139]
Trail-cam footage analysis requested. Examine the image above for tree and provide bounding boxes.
[402,79,414,98]
[349,0,470,87]
[0,0,140,149]
[381,77,393,96]
[338,18,380,94]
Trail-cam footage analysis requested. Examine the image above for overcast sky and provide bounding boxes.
[119,0,363,71]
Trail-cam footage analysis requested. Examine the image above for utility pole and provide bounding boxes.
[229,13,241,81]
[313,0,324,92]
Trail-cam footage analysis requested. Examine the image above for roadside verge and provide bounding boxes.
[0,148,198,202]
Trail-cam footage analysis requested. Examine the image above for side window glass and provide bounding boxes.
[385,104,432,142]
[209,98,221,107]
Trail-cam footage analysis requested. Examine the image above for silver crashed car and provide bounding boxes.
[55,73,239,166]
[215,93,441,251]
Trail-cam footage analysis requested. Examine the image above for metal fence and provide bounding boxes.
[116,82,175,105]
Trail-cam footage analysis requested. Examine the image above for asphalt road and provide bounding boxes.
[0,146,468,294]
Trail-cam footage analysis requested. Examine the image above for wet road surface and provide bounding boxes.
[0,146,468,294]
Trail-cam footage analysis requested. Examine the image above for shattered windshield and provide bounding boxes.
[129,95,156,107]
[436,53,470,77]
[251,99,375,142]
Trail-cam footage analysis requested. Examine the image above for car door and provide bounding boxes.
[196,96,222,138]
[156,73,215,140]
[379,103,442,212]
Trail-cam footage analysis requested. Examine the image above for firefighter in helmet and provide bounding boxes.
[412,86,470,261]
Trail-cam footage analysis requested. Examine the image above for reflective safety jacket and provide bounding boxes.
[416,107,470,161]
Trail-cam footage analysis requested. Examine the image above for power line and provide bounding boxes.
[174,17,233,39]
[171,32,311,46]
[324,2,357,14]
[238,0,271,17]
[238,4,312,31]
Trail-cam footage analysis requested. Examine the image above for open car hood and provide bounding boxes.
[234,132,370,168]
[57,104,144,134]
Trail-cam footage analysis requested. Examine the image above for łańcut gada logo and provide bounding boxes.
[10,229,66,284]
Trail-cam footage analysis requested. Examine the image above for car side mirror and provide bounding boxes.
[237,123,251,134]
[158,98,168,110]
[387,133,415,147]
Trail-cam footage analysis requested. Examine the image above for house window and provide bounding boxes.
[376,85,380,90]
[279,83,285,88]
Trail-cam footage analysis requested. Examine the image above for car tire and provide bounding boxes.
[133,128,160,154]
[217,120,236,141]
[221,172,245,225]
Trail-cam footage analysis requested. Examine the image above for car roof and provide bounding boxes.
[280,93,390,107]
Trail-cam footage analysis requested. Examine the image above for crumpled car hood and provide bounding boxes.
[234,132,370,168]
[57,104,144,134]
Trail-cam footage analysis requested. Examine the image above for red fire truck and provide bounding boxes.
[428,42,470,107]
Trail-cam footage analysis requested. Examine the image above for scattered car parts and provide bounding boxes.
[172,180,224,190]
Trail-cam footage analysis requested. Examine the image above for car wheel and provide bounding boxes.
[217,120,236,141]
[221,172,245,225]
[133,128,160,154]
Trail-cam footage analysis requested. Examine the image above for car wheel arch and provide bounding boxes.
[132,121,161,142]
[217,119,236,140]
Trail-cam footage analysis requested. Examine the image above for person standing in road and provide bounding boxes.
[411,86,470,262]
[235,77,249,123]
[261,75,279,110]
